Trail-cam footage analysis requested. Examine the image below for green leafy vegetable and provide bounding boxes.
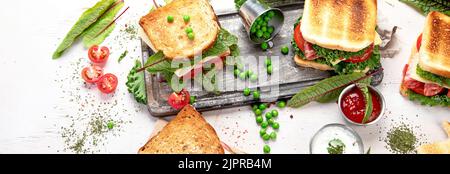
[287,73,372,108]
[312,44,369,62]
[406,90,450,107]
[234,0,247,9]
[82,1,124,48]
[52,0,117,59]
[202,29,239,58]
[327,139,345,154]
[400,0,450,16]
[126,60,147,104]
[357,83,373,124]
[118,50,128,63]
[416,65,450,87]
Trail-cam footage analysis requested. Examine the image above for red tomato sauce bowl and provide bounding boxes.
[337,84,385,126]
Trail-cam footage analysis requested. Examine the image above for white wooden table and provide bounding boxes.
[0,0,448,154]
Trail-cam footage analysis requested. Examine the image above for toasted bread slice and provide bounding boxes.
[139,0,220,59]
[418,11,450,78]
[417,121,450,154]
[300,0,377,52]
[138,105,224,154]
[294,55,334,71]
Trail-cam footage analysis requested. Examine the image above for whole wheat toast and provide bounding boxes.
[300,0,377,52]
[418,11,450,78]
[139,0,220,59]
[138,105,224,154]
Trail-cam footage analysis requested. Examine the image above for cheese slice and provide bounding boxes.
[407,53,450,89]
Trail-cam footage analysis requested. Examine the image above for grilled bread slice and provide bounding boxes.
[300,0,377,52]
[417,121,450,154]
[139,0,220,59]
[138,105,224,154]
[418,11,450,78]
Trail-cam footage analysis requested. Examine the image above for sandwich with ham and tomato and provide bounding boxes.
[292,0,382,74]
[400,11,450,107]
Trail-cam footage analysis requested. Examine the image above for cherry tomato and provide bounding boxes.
[88,45,110,64]
[293,22,306,52]
[97,73,118,94]
[81,65,104,83]
[343,44,374,63]
[168,89,190,110]
[416,33,422,51]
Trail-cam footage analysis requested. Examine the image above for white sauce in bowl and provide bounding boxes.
[310,124,364,154]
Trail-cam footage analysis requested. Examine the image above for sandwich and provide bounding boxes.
[138,0,239,90]
[292,0,382,74]
[138,105,224,154]
[400,11,450,107]
[417,121,450,154]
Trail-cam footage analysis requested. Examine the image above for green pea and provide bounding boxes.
[243,88,251,96]
[254,109,262,116]
[268,11,275,17]
[250,74,258,82]
[183,15,190,23]
[268,26,274,33]
[251,27,257,33]
[234,69,240,77]
[261,26,267,32]
[272,122,280,129]
[252,104,258,112]
[277,101,286,108]
[256,17,262,22]
[259,103,267,110]
[267,65,273,74]
[261,42,268,50]
[265,58,271,66]
[246,70,253,78]
[261,121,269,128]
[265,112,273,119]
[189,96,196,104]
[253,90,260,99]
[262,133,270,141]
[185,27,193,34]
[256,25,261,29]
[267,118,275,125]
[256,116,264,124]
[256,30,263,38]
[263,145,271,153]
[239,72,246,80]
[258,19,264,25]
[261,21,267,27]
[107,121,114,129]
[264,16,270,22]
[236,63,244,71]
[281,46,289,55]
[260,128,267,137]
[271,110,278,117]
[187,32,195,40]
[263,32,271,39]
[167,15,174,23]
[270,132,277,140]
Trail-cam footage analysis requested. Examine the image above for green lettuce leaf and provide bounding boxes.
[126,60,147,104]
[82,1,124,48]
[52,0,116,59]
[203,29,239,58]
[400,0,450,16]
[416,65,450,87]
[406,90,450,107]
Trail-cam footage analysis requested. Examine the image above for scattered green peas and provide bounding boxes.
[189,96,196,104]
[239,72,246,80]
[185,27,193,34]
[107,121,114,129]
[245,70,253,78]
[256,116,263,123]
[243,88,251,96]
[270,132,277,140]
[258,103,267,110]
[234,69,240,77]
[265,58,271,66]
[267,118,275,125]
[252,104,258,112]
[262,133,270,141]
[261,121,269,128]
[281,46,289,55]
[167,15,174,23]
[253,90,260,99]
[265,112,273,119]
[272,122,280,129]
[183,15,190,23]
[254,109,262,116]
[259,128,267,137]
[277,101,286,108]
[263,145,271,153]
[261,42,268,51]
[250,74,258,82]
[271,110,278,117]
[187,32,195,40]
[267,65,273,74]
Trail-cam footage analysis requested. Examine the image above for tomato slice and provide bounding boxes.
[424,83,444,96]
[293,23,306,52]
[416,33,422,51]
[447,90,450,98]
[343,44,374,63]
[81,65,104,83]
[168,89,190,110]
[97,73,118,94]
[88,45,110,64]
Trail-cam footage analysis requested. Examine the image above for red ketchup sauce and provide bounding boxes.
[340,87,381,124]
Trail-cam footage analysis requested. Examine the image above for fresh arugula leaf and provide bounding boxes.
[406,90,450,107]
[416,65,450,86]
[126,60,147,104]
[287,73,373,108]
[52,0,117,59]
[357,83,373,124]
[400,0,450,16]
[118,50,128,63]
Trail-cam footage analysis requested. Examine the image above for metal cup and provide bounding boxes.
[238,0,285,44]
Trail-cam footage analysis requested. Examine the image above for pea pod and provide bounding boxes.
[52,0,117,59]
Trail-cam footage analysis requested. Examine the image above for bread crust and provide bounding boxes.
[138,105,224,154]
[293,55,334,71]
[417,121,450,154]
[300,0,377,52]
[418,11,450,78]
[139,0,220,59]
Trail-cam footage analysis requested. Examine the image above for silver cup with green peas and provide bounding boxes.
[238,0,284,44]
